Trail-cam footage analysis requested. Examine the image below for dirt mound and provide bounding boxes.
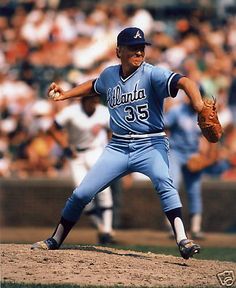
[1,244,236,287]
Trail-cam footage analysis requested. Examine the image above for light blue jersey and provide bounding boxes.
[94,62,182,135]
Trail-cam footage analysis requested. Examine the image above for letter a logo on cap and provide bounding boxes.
[117,27,151,46]
[134,30,142,39]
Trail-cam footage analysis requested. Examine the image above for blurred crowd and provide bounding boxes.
[0,0,236,180]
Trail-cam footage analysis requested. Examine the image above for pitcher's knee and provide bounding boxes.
[72,187,93,206]
[156,185,182,211]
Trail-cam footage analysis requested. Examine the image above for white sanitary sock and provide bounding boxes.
[174,217,188,244]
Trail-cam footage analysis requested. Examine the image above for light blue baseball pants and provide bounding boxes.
[62,136,182,222]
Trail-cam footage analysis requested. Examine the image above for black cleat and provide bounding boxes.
[98,233,116,245]
[31,237,59,250]
[178,239,201,259]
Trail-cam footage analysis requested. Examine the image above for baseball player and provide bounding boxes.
[47,95,115,245]
[164,96,217,239]
[32,27,221,259]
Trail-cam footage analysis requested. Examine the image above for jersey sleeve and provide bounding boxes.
[151,66,184,98]
[93,68,109,95]
[167,73,184,97]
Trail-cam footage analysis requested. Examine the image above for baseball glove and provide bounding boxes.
[198,97,222,143]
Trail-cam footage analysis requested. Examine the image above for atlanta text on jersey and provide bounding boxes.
[107,82,146,109]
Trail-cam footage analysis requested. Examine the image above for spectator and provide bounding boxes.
[21,9,53,47]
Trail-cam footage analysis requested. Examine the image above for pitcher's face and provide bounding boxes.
[117,45,145,69]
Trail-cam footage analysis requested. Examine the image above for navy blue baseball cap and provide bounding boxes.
[117,27,151,46]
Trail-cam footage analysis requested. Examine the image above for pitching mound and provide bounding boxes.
[1,244,236,287]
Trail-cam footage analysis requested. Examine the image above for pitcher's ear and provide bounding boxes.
[116,47,121,59]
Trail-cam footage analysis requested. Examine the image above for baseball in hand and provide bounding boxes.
[49,89,60,99]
